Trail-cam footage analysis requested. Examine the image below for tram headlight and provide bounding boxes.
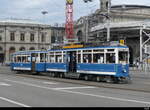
[123,69,127,73]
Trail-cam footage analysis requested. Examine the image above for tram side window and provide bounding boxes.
[17,56,22,62]
[93,53,104,64]
[31,53,38,62]
[49,55,55,63]
[40,53,46,62]
[119,51,128,63]
[78,54,81,63]
[14,57,17,62]
[106,53,115,64]
[27,56,31,62]
[22,56,26,62]
[83,54,92,63]
[55,55,62,63]
[63,54,66,63]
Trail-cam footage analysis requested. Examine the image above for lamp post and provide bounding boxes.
[106,0,111,42]
[41,11,48,24]
[83,0,92,42]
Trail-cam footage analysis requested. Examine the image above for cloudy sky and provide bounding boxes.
[0,0,150,25]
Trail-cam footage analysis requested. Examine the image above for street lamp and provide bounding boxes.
[41,11,48,24]
[98,0,111,42]
[83,0,93,42]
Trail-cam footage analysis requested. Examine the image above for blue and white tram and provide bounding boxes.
[10,45,130,83]
[11,50,47,73]
[46,45,130,82]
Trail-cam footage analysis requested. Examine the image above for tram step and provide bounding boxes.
[65,72,80,79]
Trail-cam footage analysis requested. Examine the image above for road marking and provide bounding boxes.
[0,97,30,107]
[0,82,11,86]
[58,89,150,105]
[4,79,150,105]
[53,86,96,90]
[43,82,58,85]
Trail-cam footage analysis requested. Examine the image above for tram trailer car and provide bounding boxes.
[11,51,47,73]
[46,45,130,83]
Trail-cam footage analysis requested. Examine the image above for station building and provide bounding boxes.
[0,19,65,64]
[74,1,150,65]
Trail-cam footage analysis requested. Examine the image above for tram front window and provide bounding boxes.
[119,51,128,64]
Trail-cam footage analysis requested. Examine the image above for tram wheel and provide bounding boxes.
[59,73,64,78]
[96,76,101,82]
[84,75,89,81]
[113,77,120,84]
[51,73,55,77]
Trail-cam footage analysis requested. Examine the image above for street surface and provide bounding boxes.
[0,66,150,107]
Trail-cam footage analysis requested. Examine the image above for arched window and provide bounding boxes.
[9,47,15,53]
[19,47,26,51]
[41,48,46,50]
[0,35,2,41]
[9,47,16,61]
[29,47,35,50]
[77,30,83,42]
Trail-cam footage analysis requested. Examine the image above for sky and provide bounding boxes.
[0,0,150,25]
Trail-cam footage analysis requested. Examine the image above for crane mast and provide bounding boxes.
[65,0,75,43]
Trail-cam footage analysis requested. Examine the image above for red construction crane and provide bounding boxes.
[65,0,74,43]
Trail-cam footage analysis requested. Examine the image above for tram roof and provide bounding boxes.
[48,45,128,52]
[12,50,47,55]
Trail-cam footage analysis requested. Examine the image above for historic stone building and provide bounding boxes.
[74,0,150,64]
[0,19,65,63]
[51,27,65,44]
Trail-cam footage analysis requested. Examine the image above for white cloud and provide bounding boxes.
[0,0,150,25]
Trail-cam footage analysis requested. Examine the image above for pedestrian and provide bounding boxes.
[136,60,139,69]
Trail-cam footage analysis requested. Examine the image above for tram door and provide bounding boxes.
[31,53,36,72]
[67,51,77,73]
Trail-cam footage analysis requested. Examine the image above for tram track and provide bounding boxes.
[13,72,150,93]
[0,66,149,93]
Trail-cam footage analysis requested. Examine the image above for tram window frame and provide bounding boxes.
[119,51,128,64]
[12,56,14,62]
[77,50,81,63]
[48,52,55,63]
[63,52,66,63]
[93,49,104,53]
[19,55,31,63]
[107,49,115,52]
[106,53,116,64]
[92,49,105,64]
[27,56,31,62]
[55,51,63,63]
[40,53,46,62]
[93,53,104,64]
[31,53,38,63]
[16,56,22,62]
[82,49,92,63]
[22,55,26,63]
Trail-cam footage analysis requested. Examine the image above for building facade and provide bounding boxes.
[0,19,65,63]
[51,27,65,44]
[74,1,150,64]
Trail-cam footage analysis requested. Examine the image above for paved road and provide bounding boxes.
[0,66,150,107]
